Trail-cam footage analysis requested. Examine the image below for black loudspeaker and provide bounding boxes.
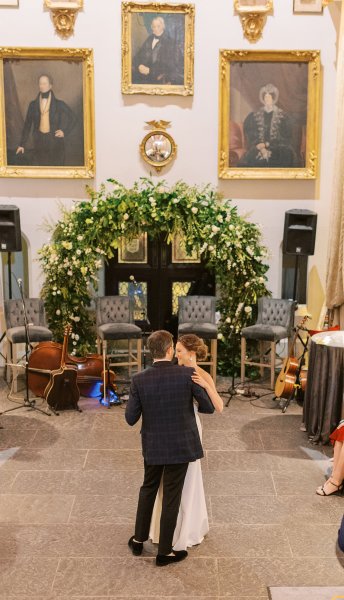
[283,209,317,256]
[0,205,22,252]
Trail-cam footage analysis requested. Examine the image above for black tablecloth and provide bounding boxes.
[303,333,344,444]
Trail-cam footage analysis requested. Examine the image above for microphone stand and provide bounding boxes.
[223,296,250,407]
[1,279,51,417]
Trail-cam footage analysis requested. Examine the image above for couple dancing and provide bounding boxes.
[125,330,223,566]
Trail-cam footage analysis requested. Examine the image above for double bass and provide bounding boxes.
[274,315,309,399]
[28,342,117,400]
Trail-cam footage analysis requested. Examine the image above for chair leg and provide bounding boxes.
[259,341,264,378]
[137,338,142,372]
[210,339,217,385]
[128,339,133,376]
[270,341,276,389]
[241,337,246,385]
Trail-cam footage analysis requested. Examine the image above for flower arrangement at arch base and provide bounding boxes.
[39,178,269,376]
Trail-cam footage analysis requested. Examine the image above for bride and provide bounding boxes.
[149,334,223,550]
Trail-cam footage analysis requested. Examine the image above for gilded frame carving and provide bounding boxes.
[218,50,321,180]
[0,47,95,178]
[121,2,195,96]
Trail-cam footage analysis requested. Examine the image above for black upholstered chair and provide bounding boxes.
[178,295,218,383]
[96,296,142,402]
[4,298,53,387]
[240,297,297,389]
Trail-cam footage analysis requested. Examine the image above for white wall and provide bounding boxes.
[0,0,340,298]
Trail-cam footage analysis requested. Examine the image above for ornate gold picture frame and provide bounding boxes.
[121,2,195,96]
[0,47,95,178]
[218,50,321,180]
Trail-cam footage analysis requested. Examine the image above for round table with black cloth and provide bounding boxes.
[303,330,344,444]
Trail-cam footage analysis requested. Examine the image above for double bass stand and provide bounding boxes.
[0,282,51,417]
[280,333,308,414]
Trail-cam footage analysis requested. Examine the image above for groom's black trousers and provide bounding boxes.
[134,461,189,555]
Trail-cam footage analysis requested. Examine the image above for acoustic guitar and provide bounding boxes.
[274,315,309,400]
[44,324,80,413]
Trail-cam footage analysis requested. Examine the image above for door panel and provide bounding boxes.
[105,235,214,335]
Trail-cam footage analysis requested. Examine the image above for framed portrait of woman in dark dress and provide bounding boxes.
[218,50,321,180]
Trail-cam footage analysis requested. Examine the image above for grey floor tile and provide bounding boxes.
[84,449,142,470]
[52,557,219,596]
[0,558,58,594]
[204,471,275,496]
[0,494,75,524]
[218,557,344,595]
[211,494,344,525]
[286,522,341,557]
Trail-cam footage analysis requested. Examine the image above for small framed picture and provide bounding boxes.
[172,234,200,264]
[0,0,19,5]
[293,0,323,13]
[118,234,148,264]
[235,0,272,11]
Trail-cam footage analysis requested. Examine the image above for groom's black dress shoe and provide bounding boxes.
[156,550,188,566]
[128,536,143,556]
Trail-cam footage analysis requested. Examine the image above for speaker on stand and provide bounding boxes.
[282,209,317,303]
[0,205,22,355]
[0,205,22,300]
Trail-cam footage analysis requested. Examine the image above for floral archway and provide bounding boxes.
[39,178,269,374]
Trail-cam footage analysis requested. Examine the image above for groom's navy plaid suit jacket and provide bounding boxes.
[125,361,214,465]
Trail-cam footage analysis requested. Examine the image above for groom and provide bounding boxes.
[125,330,214,566]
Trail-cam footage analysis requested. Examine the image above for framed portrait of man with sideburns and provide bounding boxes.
[0,47,95,178]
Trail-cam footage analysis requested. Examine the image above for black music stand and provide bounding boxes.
[0,280,51,417]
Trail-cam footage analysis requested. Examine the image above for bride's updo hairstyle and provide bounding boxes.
[178,334,208,361]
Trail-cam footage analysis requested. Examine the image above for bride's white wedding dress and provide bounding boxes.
[149,405,209,550]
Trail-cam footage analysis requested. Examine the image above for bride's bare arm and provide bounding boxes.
[191,368,223,412]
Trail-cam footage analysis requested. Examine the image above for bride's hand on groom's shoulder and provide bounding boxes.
[191,372,208,390]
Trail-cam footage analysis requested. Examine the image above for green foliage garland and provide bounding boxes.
[39,178,269,374]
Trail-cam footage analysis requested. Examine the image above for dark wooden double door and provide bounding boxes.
[105,235,214,336]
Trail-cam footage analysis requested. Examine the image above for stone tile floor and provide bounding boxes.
[0,376,343,598]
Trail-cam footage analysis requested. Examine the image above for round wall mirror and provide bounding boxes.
[140,130,177,172]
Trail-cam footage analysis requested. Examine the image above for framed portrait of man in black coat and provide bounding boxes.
[218,50,321,180]
[0,47,95,178]
[122,2,195,96]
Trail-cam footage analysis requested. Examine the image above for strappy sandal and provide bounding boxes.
[316,478,344,496]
